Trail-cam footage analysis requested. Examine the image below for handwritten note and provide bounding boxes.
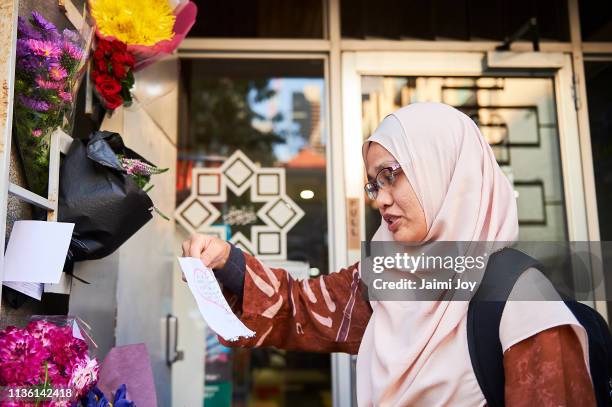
[177,257,255,341]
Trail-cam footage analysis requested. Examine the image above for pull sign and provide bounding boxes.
[347,198,361,250]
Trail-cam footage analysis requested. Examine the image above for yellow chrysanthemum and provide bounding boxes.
[91,0,175,46]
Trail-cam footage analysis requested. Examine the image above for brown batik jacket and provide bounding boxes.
[215,245,596,406]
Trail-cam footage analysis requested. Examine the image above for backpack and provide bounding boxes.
[467,247,612,407]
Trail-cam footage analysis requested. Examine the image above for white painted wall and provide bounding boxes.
[70,57,179,406]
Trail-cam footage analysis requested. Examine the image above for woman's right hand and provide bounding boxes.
[180,234,232,281]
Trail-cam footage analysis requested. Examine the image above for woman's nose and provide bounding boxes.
[375,187,393,208]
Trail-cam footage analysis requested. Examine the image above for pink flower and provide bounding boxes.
[31,129,42,137]
[46,327,88,379]
[69,355,99,397]
[27,320,57,346]
[58,90,72,102]
[121,158,167,176]
[35,76,62,90]
[0,326,48,385]
[49,64,67,81]
[26,39,61,58]
[62,40,83,61]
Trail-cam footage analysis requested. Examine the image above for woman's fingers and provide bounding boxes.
[188,234,208,258]
[200,250,216,269]
[181,234,228,270]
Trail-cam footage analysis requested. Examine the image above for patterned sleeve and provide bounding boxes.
[218,251,373,354]
[503,325,596,407]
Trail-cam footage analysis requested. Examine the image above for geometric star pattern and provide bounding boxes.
[174,150,304,259]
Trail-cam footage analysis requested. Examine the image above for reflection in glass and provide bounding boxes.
[178,58,330,407]
[361,76,568,242]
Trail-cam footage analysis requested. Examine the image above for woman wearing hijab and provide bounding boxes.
[182,102,596,406]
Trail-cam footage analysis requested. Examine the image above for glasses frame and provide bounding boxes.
[364,163,403,200]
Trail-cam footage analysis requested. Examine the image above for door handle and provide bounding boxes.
[166,314,184,366]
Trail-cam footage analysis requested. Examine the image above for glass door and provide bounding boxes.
[341,51,593,255]
[173,56,333,407]
[360,75,567,242]
[340,50,601,402]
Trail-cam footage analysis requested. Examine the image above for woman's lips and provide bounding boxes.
[386,216,401,232]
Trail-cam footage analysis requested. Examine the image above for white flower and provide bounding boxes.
[69,355,99,395]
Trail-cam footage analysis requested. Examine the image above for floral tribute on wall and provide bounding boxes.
[0,318,141,406]
[0,319,98,406]
[13,12,90,196]
[89,0,197,111]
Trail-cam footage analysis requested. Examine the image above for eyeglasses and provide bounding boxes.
[364,163,403,200]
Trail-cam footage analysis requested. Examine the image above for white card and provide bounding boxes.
[177,257,255,342]
[2,281,43,300]
[3,221,74,283]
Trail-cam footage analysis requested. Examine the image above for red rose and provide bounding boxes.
[111,40,127,52]
[97,39,112,54]
[103,92,123,110]
[110,52,124,65]
[93,48,105,61]
[122,52,136,68]
[96,59,108,73]
[112,61,127,79]
[111,51,136,68]
[95,74,122,96]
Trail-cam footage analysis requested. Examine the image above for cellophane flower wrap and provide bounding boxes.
[0,317,99,406]
[89,0,197,71]
[13,11,92,196]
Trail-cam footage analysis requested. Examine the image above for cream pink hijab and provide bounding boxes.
[356,103,586,406]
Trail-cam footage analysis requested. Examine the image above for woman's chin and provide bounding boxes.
[393,228,424,243]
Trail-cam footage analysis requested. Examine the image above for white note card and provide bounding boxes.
[177,257,255,342]
[3,221,74,284]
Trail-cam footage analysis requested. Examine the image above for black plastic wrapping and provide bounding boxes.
[58,131,154,264]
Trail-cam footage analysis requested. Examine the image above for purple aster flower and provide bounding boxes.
[15,39,30,58]
[30,11,59,40]
[26,38,61,58]
[62,28,80,44]
[18,95,51,112]
[18,16,42,40]
[49,63,68,81]
[17,55,44,72]
[62,40,84,61]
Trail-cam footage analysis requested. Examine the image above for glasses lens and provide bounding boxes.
[364,183,377,200]
[376,168,394,187]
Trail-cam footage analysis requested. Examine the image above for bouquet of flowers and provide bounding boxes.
[87,0,196,110]
[90,38,135,110]
[0,319,99,406]
[89,0,197,70]
[13,11,91,196]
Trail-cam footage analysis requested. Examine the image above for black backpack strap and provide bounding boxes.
[467,247,542,407]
